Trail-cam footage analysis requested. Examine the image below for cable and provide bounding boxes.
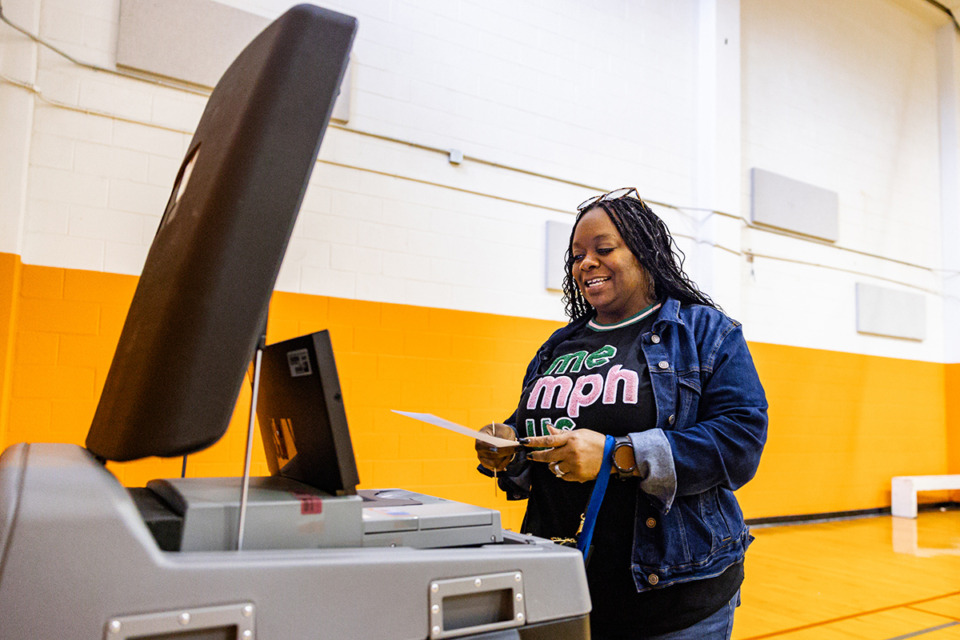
[8,68,955,281]
[922,0,960,31]
[0,2,210,96]
[745,250,942,296]
[0,71,194,134]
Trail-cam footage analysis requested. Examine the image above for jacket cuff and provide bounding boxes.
[475,448,530,500]
[628,429,677,512]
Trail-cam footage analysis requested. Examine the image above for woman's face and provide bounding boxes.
[571,207,653,324]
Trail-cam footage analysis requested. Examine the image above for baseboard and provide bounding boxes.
[746,501,960,528]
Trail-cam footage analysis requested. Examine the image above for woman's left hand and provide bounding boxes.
[524,425,608,482]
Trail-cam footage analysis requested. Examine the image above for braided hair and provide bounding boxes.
[561,195,717,320]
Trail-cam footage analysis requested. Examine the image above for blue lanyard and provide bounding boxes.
[577,435,615,558]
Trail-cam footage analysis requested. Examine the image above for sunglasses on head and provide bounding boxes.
[577,187,640,212]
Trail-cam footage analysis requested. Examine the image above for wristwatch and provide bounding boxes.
[612,436,637,479]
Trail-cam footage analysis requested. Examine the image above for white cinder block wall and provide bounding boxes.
[741,0,950,362]
[1,0,958,362]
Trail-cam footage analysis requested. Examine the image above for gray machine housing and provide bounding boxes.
[142,478,506,552]
[0,444,590,639]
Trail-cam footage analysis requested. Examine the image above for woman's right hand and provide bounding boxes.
[476,423,518,472]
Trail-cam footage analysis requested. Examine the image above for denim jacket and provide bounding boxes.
[489,297,768,591]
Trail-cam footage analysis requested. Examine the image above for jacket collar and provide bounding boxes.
[554,296,683,344]
[535,297,682,368]
[653,297,683,328]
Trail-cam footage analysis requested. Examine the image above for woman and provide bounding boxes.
[476,188,767,639]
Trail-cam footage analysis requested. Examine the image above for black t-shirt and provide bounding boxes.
[515,308,742,637]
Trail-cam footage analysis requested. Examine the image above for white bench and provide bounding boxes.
[891,475,960,518]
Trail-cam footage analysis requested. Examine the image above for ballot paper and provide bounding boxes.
[392,410,520,449]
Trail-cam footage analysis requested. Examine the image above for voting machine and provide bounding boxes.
[0,5,590,639]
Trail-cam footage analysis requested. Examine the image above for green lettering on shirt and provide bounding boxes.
[545,351,588,375]
[585,345,616,369]
[524,417,577,438]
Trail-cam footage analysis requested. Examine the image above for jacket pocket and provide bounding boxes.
[700,486,732,551]
[675,370,701,430]
[636,491,734,572]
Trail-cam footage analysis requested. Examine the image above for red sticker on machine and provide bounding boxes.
[292,492,323,515]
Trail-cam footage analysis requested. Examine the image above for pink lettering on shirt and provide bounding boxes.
[604,365,639,404]
[527,376,573,411]
[568,374,603,418]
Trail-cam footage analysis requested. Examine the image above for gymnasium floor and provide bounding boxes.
[734,509,960,639]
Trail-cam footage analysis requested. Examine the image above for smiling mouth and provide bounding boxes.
[584,277,610,289]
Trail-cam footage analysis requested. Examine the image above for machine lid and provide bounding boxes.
[85,5,357,462]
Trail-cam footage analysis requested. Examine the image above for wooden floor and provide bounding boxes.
[734,510,960,639]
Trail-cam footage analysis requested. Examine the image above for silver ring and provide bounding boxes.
[551,462,565,478]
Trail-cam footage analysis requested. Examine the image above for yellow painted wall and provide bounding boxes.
[947,363,960,476]
[742,343,951,518]
[0,252,21,449]
[0,254,956,530]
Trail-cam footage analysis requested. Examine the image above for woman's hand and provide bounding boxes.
[524,425,607,482]
[475,423,518,472]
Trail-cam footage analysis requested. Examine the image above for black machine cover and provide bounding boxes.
[86,5,357,461]
[256,331,360,495]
